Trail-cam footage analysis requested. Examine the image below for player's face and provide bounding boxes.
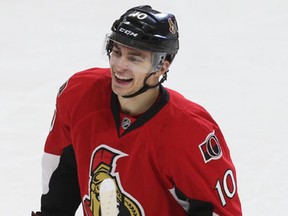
[109,43,154,97]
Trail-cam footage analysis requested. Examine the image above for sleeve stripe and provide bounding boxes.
[169,187,219,216]
[42,152,60,194]
[169,187,190,212]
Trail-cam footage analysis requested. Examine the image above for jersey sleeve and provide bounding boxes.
[39,80,81,215]
[163,118,242,215]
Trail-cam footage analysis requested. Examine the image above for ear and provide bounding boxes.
[155,60,171,77]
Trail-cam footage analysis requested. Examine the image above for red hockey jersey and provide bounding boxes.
[40,68,242,216]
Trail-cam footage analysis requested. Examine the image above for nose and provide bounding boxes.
[112,56,129,72]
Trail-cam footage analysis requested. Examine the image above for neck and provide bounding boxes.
[118,86,160,116]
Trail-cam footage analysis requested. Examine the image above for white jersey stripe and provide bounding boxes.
[169,187,190,213]
[42,152,60,194]
[169,187,219,216]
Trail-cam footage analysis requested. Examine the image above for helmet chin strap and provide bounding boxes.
[121,71,168,98]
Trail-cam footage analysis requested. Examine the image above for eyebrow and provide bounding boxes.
[114,43,148,58]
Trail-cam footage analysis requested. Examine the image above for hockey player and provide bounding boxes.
[32,5,242,216]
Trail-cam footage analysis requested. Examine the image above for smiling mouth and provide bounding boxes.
[114,74,133,83]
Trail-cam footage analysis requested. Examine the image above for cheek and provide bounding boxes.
[133,70,150,83]
[109,58,118,69]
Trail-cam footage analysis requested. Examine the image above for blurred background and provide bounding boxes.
[1,0,287,215]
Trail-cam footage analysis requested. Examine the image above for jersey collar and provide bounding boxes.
[111,85,169,137]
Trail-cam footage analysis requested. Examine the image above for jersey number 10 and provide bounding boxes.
[214,169,237,207]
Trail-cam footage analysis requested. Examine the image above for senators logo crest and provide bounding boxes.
[83,145,144,216]
[198,131,222,163]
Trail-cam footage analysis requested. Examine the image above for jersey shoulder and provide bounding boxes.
[57,67,111,106]
[166,88,217,130]
[58,67,111,96]
[163,88,224,156]
[54,67,112,128]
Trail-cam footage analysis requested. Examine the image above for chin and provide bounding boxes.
[111,86,128,97]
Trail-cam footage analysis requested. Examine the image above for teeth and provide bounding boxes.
[115,74,131,80]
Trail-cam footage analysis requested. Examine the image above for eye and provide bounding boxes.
[112,48,121,57]
[128,55,143,63]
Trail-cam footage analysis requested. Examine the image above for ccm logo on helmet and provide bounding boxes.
[199,131,222,163]
[128,11,148,20]
[119,27,138,37]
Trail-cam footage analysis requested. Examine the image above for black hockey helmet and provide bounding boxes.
[107,5,179,61]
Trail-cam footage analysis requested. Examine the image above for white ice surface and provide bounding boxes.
[1,0,287,215]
